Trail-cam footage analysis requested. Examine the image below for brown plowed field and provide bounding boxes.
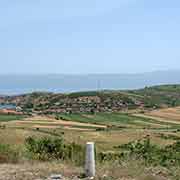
[5,115,106,131]
[134,107,180,124]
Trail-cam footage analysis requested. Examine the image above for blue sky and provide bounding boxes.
[0,0,180,74]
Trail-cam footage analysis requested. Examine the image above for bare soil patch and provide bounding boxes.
[0,162,79,180]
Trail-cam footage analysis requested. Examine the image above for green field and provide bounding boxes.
[0,114,25,122]
[56,112,180,129]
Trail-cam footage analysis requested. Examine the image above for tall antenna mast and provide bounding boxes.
[97,79,101,91]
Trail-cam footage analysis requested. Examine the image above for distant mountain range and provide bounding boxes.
[1,70,180,95]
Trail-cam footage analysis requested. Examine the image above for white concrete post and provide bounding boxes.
[85,142,95,178]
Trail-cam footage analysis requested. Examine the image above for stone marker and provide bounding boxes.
[85,142,95,178]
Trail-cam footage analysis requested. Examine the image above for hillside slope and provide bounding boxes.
[129,84,180,108]
[1,84,180,113]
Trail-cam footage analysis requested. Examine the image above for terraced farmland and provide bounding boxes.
[1,112,180,151]
[56,112,180,129]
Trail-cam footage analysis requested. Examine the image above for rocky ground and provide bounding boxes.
[0,163,81,180]
[0,163,170,180]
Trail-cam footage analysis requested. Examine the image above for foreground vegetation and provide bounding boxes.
[0,114,179,179]
[0,135,179,179]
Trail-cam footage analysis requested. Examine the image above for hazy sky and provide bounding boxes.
[1,0,180,74]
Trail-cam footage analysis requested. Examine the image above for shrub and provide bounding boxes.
[0,144,19,163]
[117,138,180,167]
[98,151,124,163]
[25,136,85,165]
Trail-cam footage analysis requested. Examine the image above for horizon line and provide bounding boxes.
[0,69,180,76]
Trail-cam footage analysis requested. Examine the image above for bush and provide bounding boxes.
[117,138,180,167]
[25,136,180,168]
[25,136,85,165]
[0,144,19,163]
[98,151,124,163]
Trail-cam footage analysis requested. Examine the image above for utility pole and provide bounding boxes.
[97,80,101,91]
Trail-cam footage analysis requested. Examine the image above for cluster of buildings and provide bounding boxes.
[0,93,144,115]
[38,96,144,114]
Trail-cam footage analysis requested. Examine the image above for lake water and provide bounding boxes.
[0,72,180,95]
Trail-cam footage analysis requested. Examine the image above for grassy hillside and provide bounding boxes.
[128,84,180,108]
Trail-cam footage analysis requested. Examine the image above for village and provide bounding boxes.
[0,92,144,115]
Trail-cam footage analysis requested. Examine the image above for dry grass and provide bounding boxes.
[0,128,53,146]
[61,129,175,151]
[25,116,106,128]
[3,115,106,131]
[134,114,180,125]
[95,159,174,180]
[0,127,176,152]
[0,160,176,180]
[134,107,180,125]
[0,162,80,180]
